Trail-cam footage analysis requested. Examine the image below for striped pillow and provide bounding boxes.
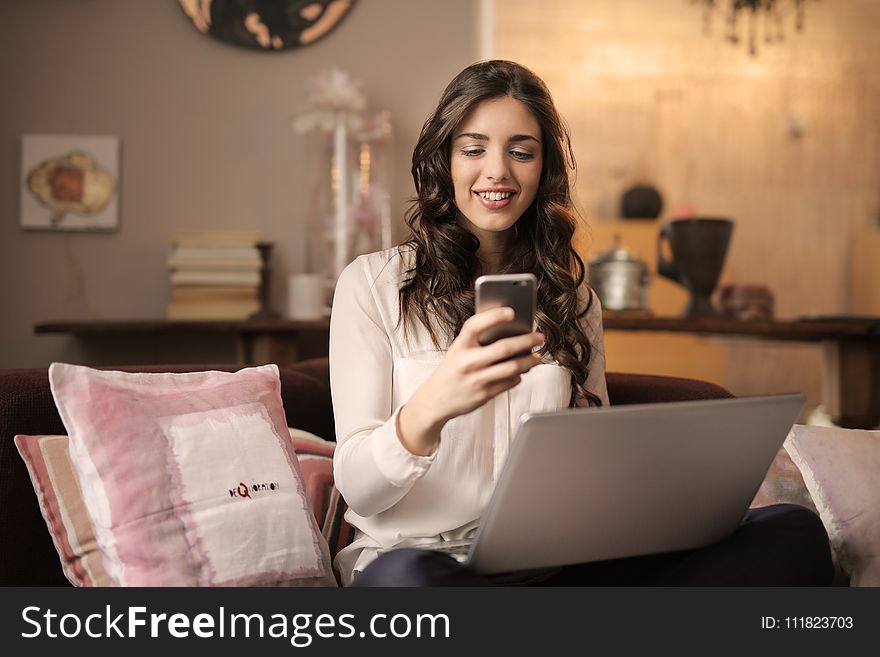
[15,428,351,586]
[15,434,111,587]
[286,429,354,568]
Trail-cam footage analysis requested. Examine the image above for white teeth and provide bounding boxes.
[478,191,512,201]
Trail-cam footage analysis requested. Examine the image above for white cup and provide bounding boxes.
[287,273,327,320]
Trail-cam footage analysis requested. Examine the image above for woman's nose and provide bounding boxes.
[484,150,510,181]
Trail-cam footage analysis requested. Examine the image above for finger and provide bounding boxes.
[513,352,544,372]
[481,374,523,401]
[472,353,541,387]
[469,331,544,368]
[458,307,515,346]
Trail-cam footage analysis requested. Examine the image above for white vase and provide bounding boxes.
[287,273,328,320]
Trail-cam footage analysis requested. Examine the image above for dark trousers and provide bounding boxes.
[352,504,834,587]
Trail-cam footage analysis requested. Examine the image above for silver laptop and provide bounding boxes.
[431,393,805,575]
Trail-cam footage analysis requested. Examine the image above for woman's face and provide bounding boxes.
[450,96,543,242]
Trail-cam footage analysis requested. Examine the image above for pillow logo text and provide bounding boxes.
[228,481,280,499]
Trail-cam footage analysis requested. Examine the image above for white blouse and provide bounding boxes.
[329,246,609,585]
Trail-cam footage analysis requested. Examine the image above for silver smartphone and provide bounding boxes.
[474,273,537,349]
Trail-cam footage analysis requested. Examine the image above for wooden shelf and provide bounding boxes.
[35,318,330,366]
[601,314,880,341]
[35,314,880,428]
[34,318,331,334]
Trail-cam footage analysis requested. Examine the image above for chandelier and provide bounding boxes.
[693,0,816,56]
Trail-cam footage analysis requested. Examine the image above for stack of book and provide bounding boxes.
[165,230,263,320]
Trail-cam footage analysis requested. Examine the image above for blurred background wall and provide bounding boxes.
[493,0,880,414]
[0,0,476,367]
[2,0,878,423]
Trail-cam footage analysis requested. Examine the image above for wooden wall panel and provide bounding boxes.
[494,0,880,414]
[850,228,880,313]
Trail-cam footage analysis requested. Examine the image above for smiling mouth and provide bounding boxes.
[473,190,517,210]
[475,190,515,201]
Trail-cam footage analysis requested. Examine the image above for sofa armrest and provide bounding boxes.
[606,372,733,406]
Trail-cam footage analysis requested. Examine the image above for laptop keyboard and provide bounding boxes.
[412,539,473,562]
[403,540,563,583]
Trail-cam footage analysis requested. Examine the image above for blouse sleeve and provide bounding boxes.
[581,287,610,406]
[329,257,435,517]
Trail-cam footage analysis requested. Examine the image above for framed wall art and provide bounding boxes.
[20,134,120,232]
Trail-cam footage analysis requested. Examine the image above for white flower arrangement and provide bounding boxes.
[292,68,367,134]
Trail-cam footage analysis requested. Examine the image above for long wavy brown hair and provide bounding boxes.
[398,60,601,407]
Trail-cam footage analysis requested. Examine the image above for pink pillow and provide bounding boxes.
[785,424,880,587]
[47,363,335,587]
[16,428,351,587]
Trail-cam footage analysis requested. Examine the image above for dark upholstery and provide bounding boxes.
[0,358,732,586]
[605,372,733,406]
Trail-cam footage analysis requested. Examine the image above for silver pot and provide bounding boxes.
[587,235,650,311]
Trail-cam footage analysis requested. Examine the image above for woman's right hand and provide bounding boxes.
[396,307,545,456]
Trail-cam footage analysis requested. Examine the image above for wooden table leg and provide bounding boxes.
[236,334,253,365]
[236,332,300,366]
[822,338,880,429]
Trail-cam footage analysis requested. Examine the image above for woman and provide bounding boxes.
[329,60,832,586]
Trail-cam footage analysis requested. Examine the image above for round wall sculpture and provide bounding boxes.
[178,0,357,51]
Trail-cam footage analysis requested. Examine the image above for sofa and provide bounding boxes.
[0,357,846,586]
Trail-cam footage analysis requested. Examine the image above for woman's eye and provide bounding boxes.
[461,148,484,157]
[510,150,534,161]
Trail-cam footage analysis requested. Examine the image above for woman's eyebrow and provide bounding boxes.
[454,132,541,143]
[455,132,489,140]
[509,134,540,144]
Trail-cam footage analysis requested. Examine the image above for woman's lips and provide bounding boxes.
[474,191,515,210]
